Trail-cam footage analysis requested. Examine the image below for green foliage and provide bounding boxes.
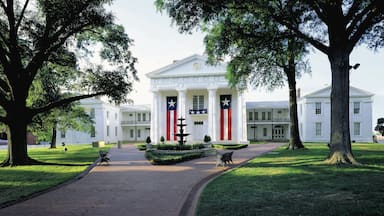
[160,136,165,143]
[203,135,211,143]
[212,144,248,150]
[135,144,147,151]
[156,144,205,150]
[145,150,204,165]
[375,117,384,135]
[197,143,384,216]
[146,136,151,144]
[0,144,110,205]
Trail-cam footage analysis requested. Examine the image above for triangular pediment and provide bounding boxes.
[146,54,227,78]
[303,86,374,98]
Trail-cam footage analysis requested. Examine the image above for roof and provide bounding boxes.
[146,54,227,79]
[120,104,151,112]
[302,85,374,98]
[246,101,289,109]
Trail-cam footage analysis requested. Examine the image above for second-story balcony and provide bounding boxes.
[121,120,151,125]
[248,117,290,123]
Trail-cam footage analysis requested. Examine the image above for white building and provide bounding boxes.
[298,86,374,142]
[146,54,248,144]
[120,104,151,142]
[57,97,121,144]
[246,101,290,141]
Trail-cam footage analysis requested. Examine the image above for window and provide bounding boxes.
[130,129,134,138]
[149,113,151,121]
[106,111,109,119]
[60,130,66,138]
[248,112,253,121]
[354,122,361,136]
[137,113,141,122]
[263,128,267,137]
[143,113,146,121]
[106,126,110,137]
[90,125,95,137]
[315,102,321,115]
[194,121,204,125]
[267,112,272,120]
[90,108,95,118]
[315,122,322,136]
[115,126,118,137]
[193,95,204,110]
[262,112,266,120]
[138,129,141,138]
[354,102,360,114]
[115,113,118,120]
[255,112,258,120]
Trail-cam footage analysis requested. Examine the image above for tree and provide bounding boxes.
[375,118,384,136]
[31,104,93,149]
[202,6,308,150]
[0,0,137,166]
[156,0,384,164]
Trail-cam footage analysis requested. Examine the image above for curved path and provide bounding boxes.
[0,143,284,216]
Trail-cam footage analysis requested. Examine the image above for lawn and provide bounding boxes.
[197,143,384,216]
[0,144,109,206]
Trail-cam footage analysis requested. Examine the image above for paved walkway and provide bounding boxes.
[0,143,284,216]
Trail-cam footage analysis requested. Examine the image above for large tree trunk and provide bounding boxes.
[50,124,57,149]
[325,49,358,165]
[285,58,304,150]
[1,111,33,166]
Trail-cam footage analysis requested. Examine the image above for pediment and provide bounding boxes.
[146,54,227,79]
[303,86,374,98]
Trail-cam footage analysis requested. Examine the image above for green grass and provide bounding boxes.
[197,143,384,216]
[0,144,109,205]
[212,144,248,150]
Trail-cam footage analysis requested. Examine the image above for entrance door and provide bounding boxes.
[273,126,285,140]
[193,120,208,141]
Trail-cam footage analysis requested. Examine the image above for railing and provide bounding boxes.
[189,109,208,115]
[121,120,151,125]
[248,118,290,122]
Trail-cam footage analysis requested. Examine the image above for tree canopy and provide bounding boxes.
[156,0,384,164]
[0,0,137,166]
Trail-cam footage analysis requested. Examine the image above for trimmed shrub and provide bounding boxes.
[204,135,211,143]
[213,144,248,150]
[135,144,146,151]
[156,144,205,150]
[145,150,204,165]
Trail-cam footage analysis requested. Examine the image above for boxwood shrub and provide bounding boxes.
[213,144,248,150]
[145,150,204,165]
[156,144,205,150]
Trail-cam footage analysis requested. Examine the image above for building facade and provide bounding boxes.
[298,86,374,142]
[120,105,151,142]
[57,97,121,145]
[147,54,248,144]
[246,101,290,141]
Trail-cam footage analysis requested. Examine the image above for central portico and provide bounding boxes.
[147,54,247,144]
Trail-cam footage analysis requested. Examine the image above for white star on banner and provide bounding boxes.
[168,99,176,108]
[222,98,230,106]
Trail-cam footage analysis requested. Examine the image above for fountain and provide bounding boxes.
[175,117,189,145]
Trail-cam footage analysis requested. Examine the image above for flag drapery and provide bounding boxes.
[166,96,177,141]
[220,95,232,140]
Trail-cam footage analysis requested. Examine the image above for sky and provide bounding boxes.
[108,0,384,126]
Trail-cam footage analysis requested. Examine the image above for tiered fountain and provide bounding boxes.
[175,117,189,145]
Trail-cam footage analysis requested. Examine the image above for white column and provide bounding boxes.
[151,91,159,144]
[237,91,248,143]
[178,89,186,118]
[208,88,217,141]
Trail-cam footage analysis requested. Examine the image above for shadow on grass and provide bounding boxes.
[197,144,384,216]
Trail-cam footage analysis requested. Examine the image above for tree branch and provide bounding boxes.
[30,92,106,117]
[346,1,376,36]
[15,0,29,33]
